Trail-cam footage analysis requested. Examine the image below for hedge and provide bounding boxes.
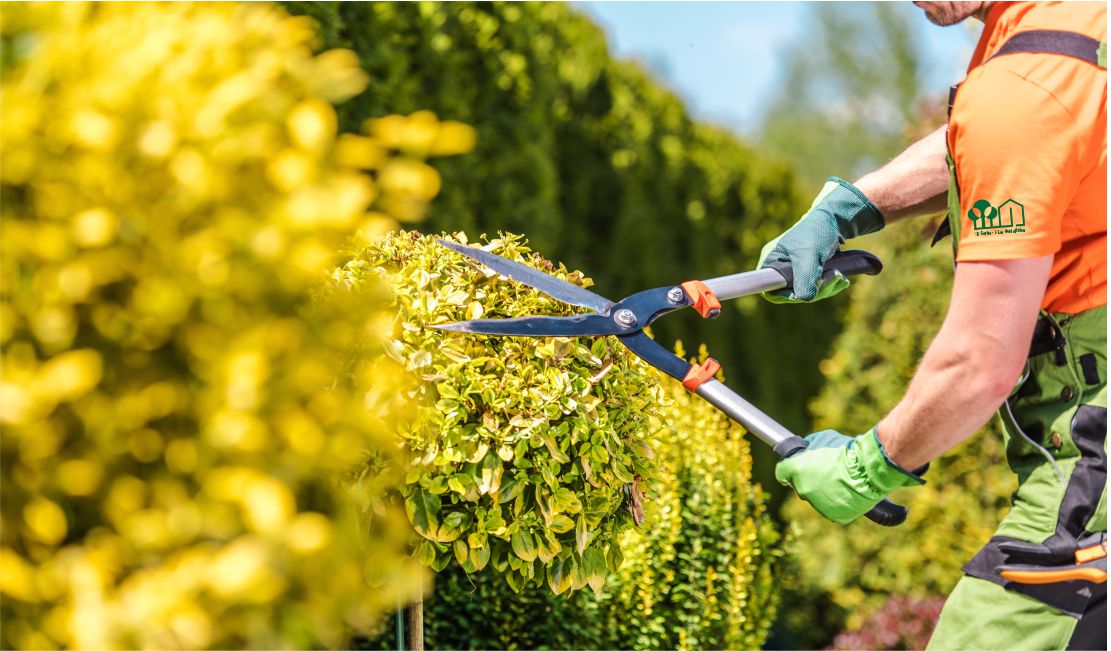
[333,231,662,594]
[358,343,784,650]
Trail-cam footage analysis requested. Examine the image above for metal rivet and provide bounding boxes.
[614,309,637,327]
[1061,386,1075,402]
[1051,431,1063,449]
[667,287,685,303]
[706,308,721,319]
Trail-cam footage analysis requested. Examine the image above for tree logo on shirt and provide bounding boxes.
[968,198,1025,235]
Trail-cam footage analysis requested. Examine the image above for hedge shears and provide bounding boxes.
[433,239,907,526]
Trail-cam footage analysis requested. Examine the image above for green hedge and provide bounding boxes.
[282,1,841,448]
[359,348,784,650]
[335,231,663,594]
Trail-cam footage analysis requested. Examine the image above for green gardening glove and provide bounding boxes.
[775,428,924,525]
[759,177,884,303]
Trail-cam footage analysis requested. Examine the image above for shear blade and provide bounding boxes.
[433,313,623,337]
[436,238,614,313]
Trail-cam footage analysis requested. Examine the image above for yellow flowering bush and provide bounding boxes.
[0,3,472,649]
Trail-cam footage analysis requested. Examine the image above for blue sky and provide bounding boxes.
[576,2,979,135]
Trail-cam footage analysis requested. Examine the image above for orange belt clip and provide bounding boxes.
[680,281,722,319]
[682,358,721,392]
[1075,542,1107,564]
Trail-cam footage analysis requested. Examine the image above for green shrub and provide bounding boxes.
[781,220,1016,637]
[358,343,784,650]
[0,4,471,648]
[333,231,662,594]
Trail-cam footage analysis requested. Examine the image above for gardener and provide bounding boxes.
[760,2,1106,648]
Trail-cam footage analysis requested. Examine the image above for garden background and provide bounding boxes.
[1,3,1015,650]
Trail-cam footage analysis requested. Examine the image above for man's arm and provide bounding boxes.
[877,254,1053,469]
[854,125,950,223]
[775,255,1052,525]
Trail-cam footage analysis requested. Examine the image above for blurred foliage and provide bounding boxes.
[334,231,662,594]
[760,3,929,187]
[596,342,784,650]
[282,2,837,464]
[359,347,784,649]
[827,594,946,651]
[0,4,471,648]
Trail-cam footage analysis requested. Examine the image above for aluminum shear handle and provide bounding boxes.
[434,239,906,527]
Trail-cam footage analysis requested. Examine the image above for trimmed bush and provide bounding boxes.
[356,342,784,650]
[597,342,784,650]
[0,5,469,648]
[334,231,662,594]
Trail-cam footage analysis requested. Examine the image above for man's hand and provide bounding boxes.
[759,177,885,303]
[775,428,924,525]
[759,125,949,303]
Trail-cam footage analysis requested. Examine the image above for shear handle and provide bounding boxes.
[701,249,883,302]
[765,249,884,292]
[997,558,1107,584]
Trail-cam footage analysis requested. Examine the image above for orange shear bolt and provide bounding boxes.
[682,358,721,392]
[680,281,722,319]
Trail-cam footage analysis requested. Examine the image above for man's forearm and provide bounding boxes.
[875,256,1052,470]
[853,125,950,223]
[877,331,1016,470]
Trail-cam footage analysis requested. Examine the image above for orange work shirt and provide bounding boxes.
[947,1,1107,315]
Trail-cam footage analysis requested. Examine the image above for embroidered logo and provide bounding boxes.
[968,199,1025,235]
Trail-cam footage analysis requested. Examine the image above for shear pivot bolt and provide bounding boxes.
[615,309,638,327]
[667,287,685,303]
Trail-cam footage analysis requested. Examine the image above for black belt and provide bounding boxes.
[1029,315,1068,365]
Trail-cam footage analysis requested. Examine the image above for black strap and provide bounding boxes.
[987,29,1104,67]
[1029,314,1070,364]
[930,218,952,247]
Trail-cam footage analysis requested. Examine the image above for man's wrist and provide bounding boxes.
[825,176,886,239]
[856,428,926,492]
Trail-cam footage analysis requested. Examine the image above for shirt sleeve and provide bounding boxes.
[950,65,1082,262]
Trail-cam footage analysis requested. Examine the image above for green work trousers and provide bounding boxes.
[928,305,1107,650]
